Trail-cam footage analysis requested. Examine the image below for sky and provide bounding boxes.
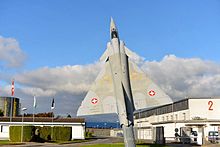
[0,0,220,121]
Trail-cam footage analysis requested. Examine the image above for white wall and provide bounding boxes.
[110,129,123,137]
[189,99,220,120]
[0,125,9,140]
[0,123,85,140]
[137,128,152,140]
[150,109,189,124]
[72,125,85,139]
[134,98,220,143]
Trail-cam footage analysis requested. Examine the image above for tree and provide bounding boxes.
[0,109,4,116]
[24,112,54,117]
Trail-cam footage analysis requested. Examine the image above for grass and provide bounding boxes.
[0,140,24,145]
[0,140,171,147]
[0,138,95,145]
[56,138,96,144]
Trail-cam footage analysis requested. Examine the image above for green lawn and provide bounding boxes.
[0,140,169,147]
[57,139,96,144]
[0,140,23,145]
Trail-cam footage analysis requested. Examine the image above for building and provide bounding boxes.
[0,97,20,117]
[0,117,85,140]
[134,97,220,145]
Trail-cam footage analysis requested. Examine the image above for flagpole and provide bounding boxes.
[33,94,36,123]
[33,107,35,123]
[52,108,53,140]
[10,79,15,122]
[51,98,55,140]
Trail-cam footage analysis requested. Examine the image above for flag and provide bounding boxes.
[11,80,15,96]
[51,98,55,110]
[33,95,37,108]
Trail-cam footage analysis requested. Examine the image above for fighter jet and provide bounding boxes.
[77,18,172,147]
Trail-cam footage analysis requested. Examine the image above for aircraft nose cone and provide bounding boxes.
[110,17,117,31]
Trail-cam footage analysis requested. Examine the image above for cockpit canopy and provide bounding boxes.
[111,29,118,39]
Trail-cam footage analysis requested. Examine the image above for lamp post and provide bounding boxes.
[21,107,27,142]
[116,120,119,129]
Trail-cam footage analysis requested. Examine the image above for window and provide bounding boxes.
[171,115,173,120]
[175,114,178,121]
[183,113,186,121]
[209,131,218,136]
[173,100,188,111]
[111,31,118,38]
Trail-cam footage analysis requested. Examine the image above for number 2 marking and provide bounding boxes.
[208,101,213,111]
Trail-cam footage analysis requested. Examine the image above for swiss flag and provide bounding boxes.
[11,80,15,96]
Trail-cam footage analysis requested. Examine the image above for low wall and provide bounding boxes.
[86,128,111,137]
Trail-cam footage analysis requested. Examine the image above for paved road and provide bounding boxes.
[1,138,219,147]
[1,137,124,147]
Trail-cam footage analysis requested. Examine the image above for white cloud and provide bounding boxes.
[0,36,26,67]
[2,54,220,117]
[0,62,103,116]
[141,55,220,99]
[15,62,102,96]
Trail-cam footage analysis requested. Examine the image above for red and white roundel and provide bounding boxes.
[91,98,98,104]
[148,90,156,96]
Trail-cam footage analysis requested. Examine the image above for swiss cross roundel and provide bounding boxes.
[148,90,156,96]
[91,98,98,104]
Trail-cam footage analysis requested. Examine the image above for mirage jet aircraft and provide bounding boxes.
[77,18,173,147]
[77,19,172,117]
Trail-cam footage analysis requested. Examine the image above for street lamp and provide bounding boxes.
[116,120,119,129]
[21,107,27,142]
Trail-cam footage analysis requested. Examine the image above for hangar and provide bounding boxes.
[134,97,220,145]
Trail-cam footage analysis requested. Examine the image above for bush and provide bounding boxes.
[35,126,51,141]
[10,126,34,142]
[53,127,72,141]
[36,126,71,141]
[85,131,93,138]
[10,126,72,142]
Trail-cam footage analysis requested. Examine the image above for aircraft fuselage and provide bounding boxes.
[107,21,136,147]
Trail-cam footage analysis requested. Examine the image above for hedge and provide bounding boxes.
[9,126,34,142]
[53,126,72,141]
[9,126,72,142]
[35,126,51,141]
[85,131,93,138]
